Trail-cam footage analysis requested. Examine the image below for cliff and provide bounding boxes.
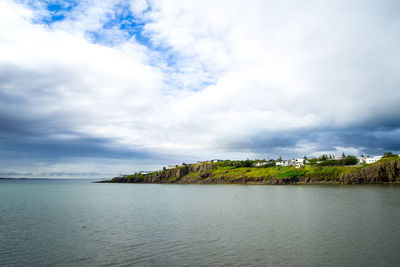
[99,158,400,185]
[340,159,400,184]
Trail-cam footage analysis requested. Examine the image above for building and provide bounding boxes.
[276,160,290,167]
[167,165,177,169]
[254,162,267,167]
[276,158,307,167]
[357,157,367,164]
[365,156,382,164]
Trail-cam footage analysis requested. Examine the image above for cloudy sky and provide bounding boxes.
[0,0,399,178]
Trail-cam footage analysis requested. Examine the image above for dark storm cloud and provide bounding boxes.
[0,114,153,161]
[0,136,151,160]
[37,171,102,177]
[0,172,34,177]
[225,121,400,157]
[0,62,154,161]
[0,171,102,177]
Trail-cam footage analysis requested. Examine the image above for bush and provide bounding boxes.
[221,160,254,168]
[383,152,398,158]
[343,155,358,165]
[317,155,358,166]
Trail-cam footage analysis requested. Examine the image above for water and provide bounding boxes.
[1,179,400,266]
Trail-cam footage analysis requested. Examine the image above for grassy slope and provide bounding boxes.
[206,164,365,182]
[110,156,400,184]
[207,156,400,182]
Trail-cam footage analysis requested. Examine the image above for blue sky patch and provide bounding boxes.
[31,0,80,24]
[89,2,152,48]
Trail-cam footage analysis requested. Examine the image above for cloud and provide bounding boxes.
[144,0,400,153]
[0,0,400,177]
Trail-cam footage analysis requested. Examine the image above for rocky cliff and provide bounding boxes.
[100,159,400,184]
[103,163,217,183]
[340,159,400,184]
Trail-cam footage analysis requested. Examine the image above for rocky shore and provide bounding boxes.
[99,159,400,185]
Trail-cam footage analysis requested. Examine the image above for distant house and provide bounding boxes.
[254,162,267,167]
[167,165,177,169]
[357,157,367,164]
[211,159,223,163]
[276,158,306,168]
[294,158,305,164]
[365,156,382,164]
[276,160,291,167]
[291,158,307,168]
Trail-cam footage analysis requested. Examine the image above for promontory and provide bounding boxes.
[99,156,400,185]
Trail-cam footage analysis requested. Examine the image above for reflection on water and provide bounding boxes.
[1,179,400,266]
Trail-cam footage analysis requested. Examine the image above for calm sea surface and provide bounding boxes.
[1,179,400,266]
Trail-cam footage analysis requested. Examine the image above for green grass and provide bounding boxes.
[207,164,368,182]
[376,156,399,164]
[120,158,397,183]
[276,169,307,179]
[183,171,200,180]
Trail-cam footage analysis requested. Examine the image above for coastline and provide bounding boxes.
[98,158,400,185]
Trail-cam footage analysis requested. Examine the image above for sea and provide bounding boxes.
[1,179,400,266]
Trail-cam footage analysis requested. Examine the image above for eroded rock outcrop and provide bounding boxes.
[99,159,400,184]
[340,160,400,184]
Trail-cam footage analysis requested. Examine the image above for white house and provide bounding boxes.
[293,158,307,168]
[254,162,267,167]
[357,157,367,164]
[365,156,382,164]
[167,165,177,169]
[276,160,290,166]
[276,159,306,167]
[294,158,305,164]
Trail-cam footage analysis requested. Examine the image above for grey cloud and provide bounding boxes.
[223,124,400,158]
[0,172,34,177]
[0,171,104,178]
[0,135,154,160]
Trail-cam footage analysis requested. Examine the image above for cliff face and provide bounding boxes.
[105,163,217,183]
[266,160,400,184]
[101,159,400,184]
[340,160,400,184]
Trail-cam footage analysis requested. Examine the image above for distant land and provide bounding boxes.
[99,154,400,184]
[0,177,29,180]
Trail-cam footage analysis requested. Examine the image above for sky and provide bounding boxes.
[0,0,400,178]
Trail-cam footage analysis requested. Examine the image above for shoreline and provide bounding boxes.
[99,158,400,185]
[96,180,400,185]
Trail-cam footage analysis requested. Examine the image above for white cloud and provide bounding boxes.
[144,0,400,147]
[0,1,165,145]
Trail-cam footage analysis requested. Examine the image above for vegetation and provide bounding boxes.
[220,159,276,168]
[378,154,399,163]
[317,155,358,166]
[383,152,398,158]
[109,162,369,184]
[105,153,400,184]
[210,164,364,181]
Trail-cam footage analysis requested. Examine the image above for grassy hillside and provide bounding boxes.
[100,157,400,184]
[208,164,364,181]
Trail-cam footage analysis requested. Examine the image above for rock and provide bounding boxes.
[99,159,400,185]
[340,160,400,184]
